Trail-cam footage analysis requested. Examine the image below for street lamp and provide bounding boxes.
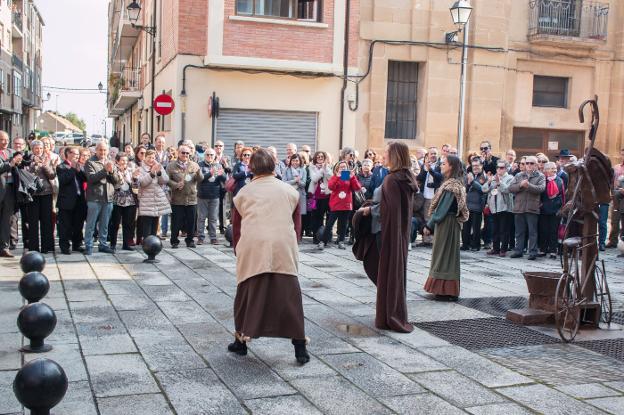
[448,0,472,160]
[98,82,103,92]
[126,1,156,36]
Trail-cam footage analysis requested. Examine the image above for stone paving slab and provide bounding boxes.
[1,242,623,414]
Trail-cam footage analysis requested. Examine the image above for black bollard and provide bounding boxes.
[18,272,50,304]
[13,358,68,415]
[17,303,56,353]
[20,251,46,274]
[142,235,163,263]
[224,225,233,244]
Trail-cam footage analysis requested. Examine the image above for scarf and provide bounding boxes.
[428,178,469,223]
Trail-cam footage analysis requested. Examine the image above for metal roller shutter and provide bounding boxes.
[215,109,317,159]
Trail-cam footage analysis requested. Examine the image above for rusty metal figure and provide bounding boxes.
[554,95,613,342]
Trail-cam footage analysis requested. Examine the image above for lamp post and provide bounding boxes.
[127,0,157,143]
[449,0,472,160]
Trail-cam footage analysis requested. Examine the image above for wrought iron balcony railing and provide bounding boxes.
[528,0,609,41]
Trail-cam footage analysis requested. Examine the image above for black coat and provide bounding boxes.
[56,161,86,210]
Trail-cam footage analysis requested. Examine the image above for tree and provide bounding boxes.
[64,112,86,131]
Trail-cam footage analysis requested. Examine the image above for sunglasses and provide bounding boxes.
[180,151,190,155]
[215,145,223,147]
[497,166,506,169]
[242,154,251,157]
[525,162,536,165]
[480,147,490,151]
[206,153,215,156]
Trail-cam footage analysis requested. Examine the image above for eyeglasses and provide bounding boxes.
[206,153,215,156]
[480,147,490,151]
[525,162,536,165]
[242,154,251,157]
[497,166,506,169]
[180,151,190,155]
[215,145,223,147]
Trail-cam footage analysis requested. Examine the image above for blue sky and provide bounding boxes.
[38,0,109,135]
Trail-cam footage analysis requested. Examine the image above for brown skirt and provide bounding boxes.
[234,273,305,340]
[424,277,460,297]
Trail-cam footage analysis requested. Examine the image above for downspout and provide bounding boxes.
[180,64,209,141]
[339,0,350,150]
[149,0,157,143]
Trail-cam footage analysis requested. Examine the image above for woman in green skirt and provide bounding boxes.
[423,156,469,301]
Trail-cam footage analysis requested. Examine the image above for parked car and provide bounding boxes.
[90,134,104,145]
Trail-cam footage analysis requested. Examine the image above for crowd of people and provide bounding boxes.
[0,131,622,261]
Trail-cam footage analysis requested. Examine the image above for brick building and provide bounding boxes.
[107,0,358,157]
[108,0,623,161]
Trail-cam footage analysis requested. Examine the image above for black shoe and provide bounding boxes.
[171,243,179,249]
[460,246,469,251]
[219,227,225,235]
[434,295,458,302]
[227,339,247,356]
[549,254,557,259]
[292,339,310,365]
[73,246,85,253]
[9,244,16,250]
[510,252,523,258]
[528,255,537,260]
[122,246,134,251]
[186,242,196,248]
[61,249,71,255]
[470,247,480,252]
[599,243,606,252]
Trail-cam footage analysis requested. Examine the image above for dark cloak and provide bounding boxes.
[375,169,417,333]
[351,204,378,286]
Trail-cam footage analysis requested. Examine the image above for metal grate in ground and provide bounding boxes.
[457,296,529,318]
[575,338,624,362]
[412,317,561,350]
[611,311,624,326]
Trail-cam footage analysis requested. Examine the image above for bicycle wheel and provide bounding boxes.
[555,273,580,343]
[594,260,612,324]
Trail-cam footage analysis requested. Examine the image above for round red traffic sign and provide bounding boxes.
[153,94,175,116]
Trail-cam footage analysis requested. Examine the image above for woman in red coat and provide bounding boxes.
[318,161,361,250]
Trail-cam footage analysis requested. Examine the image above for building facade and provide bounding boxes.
[108,0,359,156]
[108,0,623,161]
[0,0,43,139]
[355,0,622,161]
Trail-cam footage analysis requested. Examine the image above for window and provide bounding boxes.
[237,0,321,21]
[512,127,584,160]
[13,73,21,97]
[533,75,568,108]
[385,61,418,140]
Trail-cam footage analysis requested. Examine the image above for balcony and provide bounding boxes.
[12,12,23,39]
[109,67,142,117]
[12,55,23,72]
[110,0,140,72]
[528,0,609,48]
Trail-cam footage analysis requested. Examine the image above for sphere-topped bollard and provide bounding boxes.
[20,251,46,274]
[13,358,68,415]
[224,225,233,244]
[19,272,50,304]
[142,235,162,263]
[17,303,57,353]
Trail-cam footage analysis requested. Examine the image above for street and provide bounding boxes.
[1,238,623,414]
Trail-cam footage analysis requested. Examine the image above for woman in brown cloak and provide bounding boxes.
[229,148,309,364]
[423,156,469,300]
[359,142,418,333]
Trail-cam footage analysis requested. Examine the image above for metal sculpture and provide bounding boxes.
[18,272,50,304]
[13,358,68,415]
[555,96,614,342]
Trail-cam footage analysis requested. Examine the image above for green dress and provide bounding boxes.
[424,191,461,296]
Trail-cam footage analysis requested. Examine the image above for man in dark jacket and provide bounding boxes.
[197,149,226,245]
[0,131,21,257]
[56,146,87,255]
[462,158,487,251]
[480,140,499,175]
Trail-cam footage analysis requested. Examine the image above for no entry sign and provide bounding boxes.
[153,94,175,116]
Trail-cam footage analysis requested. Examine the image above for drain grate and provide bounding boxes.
[412,317,561,350]
[612,311,624,326]
[458,296,528,318]
[575,338,624,362]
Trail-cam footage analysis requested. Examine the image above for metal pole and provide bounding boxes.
[210,91,216,148]
[55,95,58,133]
[457,19,470,160]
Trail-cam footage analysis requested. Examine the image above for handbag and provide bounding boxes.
[225,177,236,193]
[307,194,317,211]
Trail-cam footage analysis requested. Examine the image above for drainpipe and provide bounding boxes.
[149,0,157,143]
[339,0,350,150]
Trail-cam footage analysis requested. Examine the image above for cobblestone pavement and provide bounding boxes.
[1,238,623,415]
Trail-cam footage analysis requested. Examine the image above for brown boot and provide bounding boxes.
[0,249,14,258]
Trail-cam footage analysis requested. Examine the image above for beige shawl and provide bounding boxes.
[429,178,469,223]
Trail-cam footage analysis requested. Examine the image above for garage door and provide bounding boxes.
[216,109,317,159]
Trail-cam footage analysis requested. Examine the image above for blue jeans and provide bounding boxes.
[160,214,169,235]
[598,203,609,245]
[85,201,113,249]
